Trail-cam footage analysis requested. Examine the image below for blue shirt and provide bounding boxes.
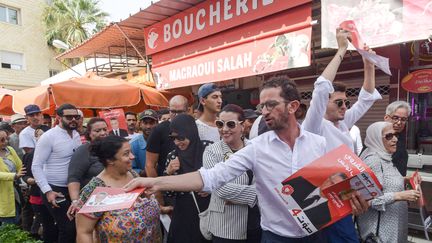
[324,215,359,243]
[130,135,146,174]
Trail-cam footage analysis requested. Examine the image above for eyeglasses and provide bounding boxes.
[389,115,408,123]
[257,100,288,112]
[215,120,243,129]
[169,135,186,141]
[63,115,81,121]
[334,99,350,108]
[383,133,397,141]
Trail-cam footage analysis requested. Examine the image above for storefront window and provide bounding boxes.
[407,92,432,155]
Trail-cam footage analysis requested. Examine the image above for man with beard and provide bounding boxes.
[32,104,82,243]
[302,29,379,242]
[130,109,158,176]
[125,112,139,139]
[383,101,411,176]
[124,77,336,242]
[196,83,222,142]
[19,104,43,154]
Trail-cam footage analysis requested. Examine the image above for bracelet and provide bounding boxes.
[71,199,79,204]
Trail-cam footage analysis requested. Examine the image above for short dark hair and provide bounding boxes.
[332,82,347,93]
[220,104,245,121]
[124,112,137,118]
[331,172,348,180]
[262,76,301,102]
[43,114,51,119]
[34,125,50,136]
[56,103,77,116]
[85,117,107,141]
[89,135,127,167]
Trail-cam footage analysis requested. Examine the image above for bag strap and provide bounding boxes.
[190,192,201,214]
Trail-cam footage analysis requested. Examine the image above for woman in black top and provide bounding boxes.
[66,117,108,220]
[165,114,212,243]
[22,125,58,242]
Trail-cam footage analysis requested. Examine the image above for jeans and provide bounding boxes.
[41,185,76,243]
[261,230,327,243]
[32,204,58,243]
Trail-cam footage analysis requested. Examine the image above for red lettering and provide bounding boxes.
[292,209,302,217]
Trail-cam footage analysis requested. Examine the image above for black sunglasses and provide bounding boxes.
[169,135,186,141]
[63,115,81,121]
[169,109,186,114]
[334,99,351,108]
[215,120,242,129]
[383,133,397,141]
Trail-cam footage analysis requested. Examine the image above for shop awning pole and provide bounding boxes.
[115,23,148,66]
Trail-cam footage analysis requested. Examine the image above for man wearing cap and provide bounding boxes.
[9,114,27,159]
[19,105,43,154]
[130,109,158,176]
[196,83,222,142]
[243,109,259,139]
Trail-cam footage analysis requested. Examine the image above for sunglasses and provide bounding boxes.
[169,109,186,114]
[383,133,397,141]
[215,120,242,129]
[169,135,186,141]
[63,115,81,121]
[334,99,351,108]
[257,100,288,112]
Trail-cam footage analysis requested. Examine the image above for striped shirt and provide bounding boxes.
[203,140,257,240]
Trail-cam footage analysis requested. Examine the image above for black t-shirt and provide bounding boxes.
[392,133,408,176]
[146,121,175,176]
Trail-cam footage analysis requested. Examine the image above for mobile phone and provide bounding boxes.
[55,196,66,204]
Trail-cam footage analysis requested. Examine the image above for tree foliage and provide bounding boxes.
[42,0,108,49]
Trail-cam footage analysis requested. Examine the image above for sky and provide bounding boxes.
[99,0,156,22]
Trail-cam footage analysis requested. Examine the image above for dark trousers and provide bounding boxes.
[213,236,246,243]
[261,230,327,243]
[32,204,58,243]
[20,192,34,232]
[41,185,75,243]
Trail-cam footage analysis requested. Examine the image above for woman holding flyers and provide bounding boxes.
[358,121,420,243]
[67,117,108,219]
[164,114,212,243]
[203,104,260,243]
[75,136,161,242]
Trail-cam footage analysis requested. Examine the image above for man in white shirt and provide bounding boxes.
[124,77,369,241]
[32,103,82,243]
[350,125,363,156]
[302,28,381,242]
[196,83,222,142]
[19,104,43,154]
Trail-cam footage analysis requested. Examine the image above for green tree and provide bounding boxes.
[42,0,108,49]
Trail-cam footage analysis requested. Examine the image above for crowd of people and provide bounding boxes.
[0,29,419,243]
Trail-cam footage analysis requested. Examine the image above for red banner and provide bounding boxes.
[144,0,310,55]
[401,69,432,93]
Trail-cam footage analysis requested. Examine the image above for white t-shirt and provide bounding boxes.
[196,119,220,143]
[19,126,36,149]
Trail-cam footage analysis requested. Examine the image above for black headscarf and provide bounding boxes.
[169,114,205,174]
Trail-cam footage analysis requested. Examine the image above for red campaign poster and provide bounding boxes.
[274,145,383,235]
[78,187,145,214]
[98,109,127,137]
[408,171,431,240]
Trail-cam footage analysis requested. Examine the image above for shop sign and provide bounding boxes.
[144,0,310,55]
[152,27,311,89]
[401,69,432,93]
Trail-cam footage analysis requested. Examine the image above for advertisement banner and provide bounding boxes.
[98,109,128,137]
[321,0,432,48]
[274,145,383,235]
[78,187,145,214]
[143,0,310,55]
[401,69,432,93]
[152,27,311,89]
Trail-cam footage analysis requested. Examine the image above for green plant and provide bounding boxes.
[0,224,42,243]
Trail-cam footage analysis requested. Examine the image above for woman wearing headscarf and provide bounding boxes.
[164,114,212,243]
[358,121,420,243]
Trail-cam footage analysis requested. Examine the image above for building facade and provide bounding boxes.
[0,0,62,90]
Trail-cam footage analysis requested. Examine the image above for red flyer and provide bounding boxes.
[78,187,145,214]
[274,145,382,235]
[98,108,128,137]
[408,171,431,240]
[339,20,363,49]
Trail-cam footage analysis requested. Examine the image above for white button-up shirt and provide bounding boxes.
[32,126,81,193]
[302,76,382,152]
[199,128,326,238]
